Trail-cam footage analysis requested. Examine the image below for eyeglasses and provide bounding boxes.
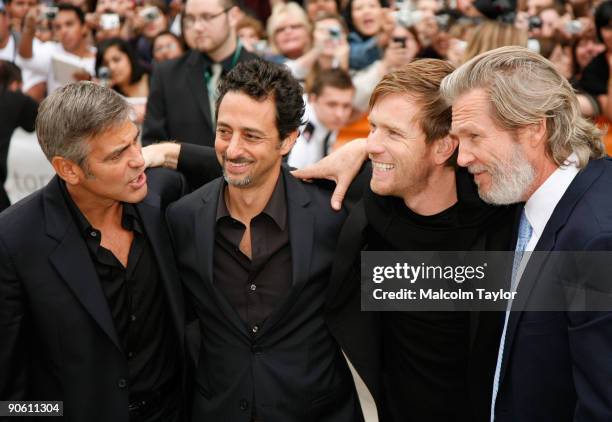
[154,43,178,54]
[183,8,229,28]
[274,23,305,34]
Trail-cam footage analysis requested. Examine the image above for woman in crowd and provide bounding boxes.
[351,23,420,110]
[344,0,393,70]
[266,2,312,62]
[577,0,612,117]
[236,15,266,53]
[152,30,184,63]
[573,34,605,79]
[96,37,149,122]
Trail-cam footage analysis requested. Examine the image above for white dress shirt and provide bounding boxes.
[17,39,95,94]
[287,97,338,169]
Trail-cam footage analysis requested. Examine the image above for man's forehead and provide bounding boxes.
[186,0,223,12]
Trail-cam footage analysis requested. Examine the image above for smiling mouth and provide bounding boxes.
[372,161,394,171]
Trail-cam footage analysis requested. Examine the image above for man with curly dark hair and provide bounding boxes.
[166,60,363,422]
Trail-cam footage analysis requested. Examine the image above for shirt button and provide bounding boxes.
[130,314,137,322]
[90,231,97,237]
[252,325,259,334]
[239,399,249,411]
[250,284,256,292]
[127,352,134,359]
[117,378,127,389]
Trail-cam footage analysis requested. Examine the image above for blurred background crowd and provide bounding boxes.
[2,0,612,210]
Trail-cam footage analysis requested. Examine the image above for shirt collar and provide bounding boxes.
[216,171,287,231]
[304,96,330,134]
[524,153,579,239]
[58,179,142,235]
[202,41,241,73]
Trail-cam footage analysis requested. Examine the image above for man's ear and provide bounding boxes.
[280,130,299,156]
[526,118,547,148]
[433,135,458,165]
[51,156,86,185]
[227,5,243,29]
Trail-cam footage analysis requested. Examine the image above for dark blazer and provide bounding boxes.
[142,49,257,147]
[495,157,612,422]
[166,168,363,422]
[0,169,188,422]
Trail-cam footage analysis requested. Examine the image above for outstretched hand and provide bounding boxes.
[291,139,368,211]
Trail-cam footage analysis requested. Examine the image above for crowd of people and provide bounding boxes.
[1,0,612,421]
[2,0,612,189]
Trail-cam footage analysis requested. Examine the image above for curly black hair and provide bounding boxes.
[216,59,305,141]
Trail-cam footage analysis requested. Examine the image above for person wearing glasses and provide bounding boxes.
[142,0,257,147]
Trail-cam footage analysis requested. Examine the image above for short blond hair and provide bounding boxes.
[369,59,455,146]
[266,2,312,54]
[440,46,605,168]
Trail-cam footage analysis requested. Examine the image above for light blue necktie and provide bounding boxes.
[490,210,533,421]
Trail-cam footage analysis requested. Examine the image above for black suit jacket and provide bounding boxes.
[495,157,612,422]
[166,168,363,422]
[0,169,188,422]
[142,49,257,146]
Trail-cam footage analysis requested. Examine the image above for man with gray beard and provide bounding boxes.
[440,46,612,422]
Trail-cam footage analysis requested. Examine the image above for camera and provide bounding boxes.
[328,26,342,40]
[139,6,159,22]
[41,6,58,20]
[97,66,111,87]
[100,13,120,30]
[565,19,583,34]
[392,36,406,47]
[527,15,542,30]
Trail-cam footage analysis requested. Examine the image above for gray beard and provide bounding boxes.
[474,146,535,205]
[223,168,252,187]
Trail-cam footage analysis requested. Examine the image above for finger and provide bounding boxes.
[330,179,349,211]
[291,166,330,181]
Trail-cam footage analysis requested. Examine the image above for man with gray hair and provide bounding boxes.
[440,45,612,421]
[0,82,219,422]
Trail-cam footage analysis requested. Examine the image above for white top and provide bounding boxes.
[287,96,337,169]
[17,39,96,93]
[0,34,16,61]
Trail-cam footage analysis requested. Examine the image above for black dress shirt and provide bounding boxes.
[59,182,179,417]
[213,173,292,335]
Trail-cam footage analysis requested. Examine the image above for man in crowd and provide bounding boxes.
[0,82,219,421]
[143,0,256,147]
[166,60,362,421]
[4,0,36,34]
[288,68,354,168]
[440,46,612,421]
[0,2,15,61]
[18,3,96,94]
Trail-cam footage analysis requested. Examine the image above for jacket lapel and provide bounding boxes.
[499,159,606,383]
[186,50,213,130]
[44,177,122,352]
[258,169,314,337]
[195,179,249,335]
[137,192,185,353]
